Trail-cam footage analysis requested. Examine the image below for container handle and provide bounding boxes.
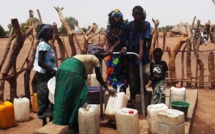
[117,84,125,93]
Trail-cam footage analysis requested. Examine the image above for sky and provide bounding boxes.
[1,0,215,31]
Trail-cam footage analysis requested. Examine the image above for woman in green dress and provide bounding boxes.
[52,54,116,131]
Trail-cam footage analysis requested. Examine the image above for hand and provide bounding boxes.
[52,70,57,76]
[107,47,114,55]
[107,89,117,97]
[120,48,126,55]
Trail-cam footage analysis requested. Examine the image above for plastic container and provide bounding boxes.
[158,109,185,134]
[171,101,190,121]
[47,76,56,104]
[13,97,30,122]
[0,101,16,129]
[105,86,128,120]
[147,103,168,134]
[78,104,100,134]
[115,108,139,134]
[87,86,105,104]
[32,93,38,113]
[87,73,100,86]
[170,86,186,103]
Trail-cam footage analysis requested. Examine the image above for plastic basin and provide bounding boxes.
[47,77,56,104]
[171,101,190,121]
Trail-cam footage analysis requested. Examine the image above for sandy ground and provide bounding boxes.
[0,36,215,133]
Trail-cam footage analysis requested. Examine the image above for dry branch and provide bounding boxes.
[166,34,188,86]
[0,19,25,101]
[54,6,76,56]
[208,52,215,88]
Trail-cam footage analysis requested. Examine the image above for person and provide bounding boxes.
[150,48,168,104]
[33,24,57,126]
[52,54,116,132]
[120,5,151,107]
[202,23,210,45]
[210,25,215,44]
[105,9,129,92]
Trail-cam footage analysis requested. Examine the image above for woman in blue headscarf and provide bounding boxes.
[33,24,57,126]
[105,9,129,91]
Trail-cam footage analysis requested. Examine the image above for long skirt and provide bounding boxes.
[52,58,88,125]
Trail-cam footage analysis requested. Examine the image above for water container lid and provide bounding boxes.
[129,110,134,114]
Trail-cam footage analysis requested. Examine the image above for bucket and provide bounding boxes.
[87,86,105,104]
[171,101,190,121]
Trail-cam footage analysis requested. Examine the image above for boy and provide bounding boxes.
[150,48,168,104]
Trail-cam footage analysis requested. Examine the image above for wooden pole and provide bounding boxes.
[208,52,215,88]
[54,6,76,56]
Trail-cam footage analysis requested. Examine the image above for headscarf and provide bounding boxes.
[36,24,53,40]
[108,9,123,23]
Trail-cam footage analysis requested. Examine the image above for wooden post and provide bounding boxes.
[208,52,215,88]
[162,30,167,51]
[0,19,25,101]
[185,23,192,88]
[166,34,188,86]
[54,7,76,56]
[181,44,187,86]
[192,20,204,88]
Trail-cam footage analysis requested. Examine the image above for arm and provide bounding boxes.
[38,51,56,75]
[95,67,116,97]
[139,40,144,61]
[107,40,120,55]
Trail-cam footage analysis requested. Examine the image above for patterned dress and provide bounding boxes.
[105,21,129,90]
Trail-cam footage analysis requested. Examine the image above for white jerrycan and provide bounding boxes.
[105,85,128,120]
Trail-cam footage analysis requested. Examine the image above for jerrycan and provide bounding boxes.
[13,97,30,122]
[115,108,139,134]
[147,103,168,134]
[105,85,128,120]
[0,101,16,129]
[157,109,185,134]
[32,93,38,113]
[78,104,100,134]
[170,86,186,104]
[87,73,100,87]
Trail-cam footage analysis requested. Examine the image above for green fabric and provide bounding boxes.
[52,58,88,125]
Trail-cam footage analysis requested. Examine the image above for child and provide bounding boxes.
[150,48,168,104]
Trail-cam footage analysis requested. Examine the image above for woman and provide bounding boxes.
[33,24,57,126]
[52,54,116,131]
[105,9,129,92]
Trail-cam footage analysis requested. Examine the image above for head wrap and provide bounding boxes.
[108,9,123,23]
[36,24,53,40]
